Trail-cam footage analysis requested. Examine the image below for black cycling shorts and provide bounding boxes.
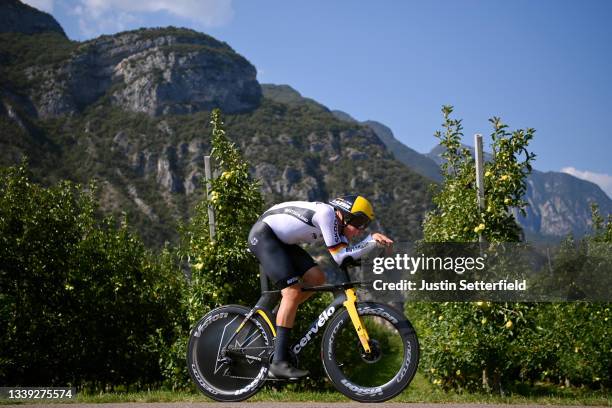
[248,221,317,289]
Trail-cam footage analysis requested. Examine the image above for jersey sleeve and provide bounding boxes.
[313,205,380,265]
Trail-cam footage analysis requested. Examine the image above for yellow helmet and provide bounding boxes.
[328,194,374,229]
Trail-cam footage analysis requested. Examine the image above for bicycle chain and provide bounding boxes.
[220,366,290,382]
[221,346,292,381]
[225,374,291,382]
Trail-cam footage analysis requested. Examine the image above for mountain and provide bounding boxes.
[1,26,260,119]
[0,0,66,37]
[1,1,432,247]
[427,144,612,239]
[268,86,612,240]
[330,110,442,182]
[261,84,328,111]
[2,1,606,245]
[518,170,612,238]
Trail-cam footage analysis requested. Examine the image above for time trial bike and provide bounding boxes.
[187,261,419,402]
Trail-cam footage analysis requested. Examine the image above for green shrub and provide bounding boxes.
[181,109,264,319]
[423,105,535,242]
[0,162,185,389]
[416,106,537,392]
[414,107,610,392]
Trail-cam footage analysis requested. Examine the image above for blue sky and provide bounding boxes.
[25,0,612,197]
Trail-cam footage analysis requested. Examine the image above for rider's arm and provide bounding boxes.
[329,234,380,265]
[314,206,380,265]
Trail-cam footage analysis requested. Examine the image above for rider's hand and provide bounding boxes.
[372,232,393,245]
[372,233,394,256]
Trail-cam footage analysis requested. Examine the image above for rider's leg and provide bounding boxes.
[274,266,325,328]
[273,284,301,364]
[276,284,302,327]
[271,267,324,361]
[270,283,309,378]
[247,222,313,378]
[297,266,326,304]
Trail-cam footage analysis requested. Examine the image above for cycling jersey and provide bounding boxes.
[259,201,378,266]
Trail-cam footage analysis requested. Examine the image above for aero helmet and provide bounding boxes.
[328,194,374,230]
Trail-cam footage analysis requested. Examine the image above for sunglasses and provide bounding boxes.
[345,213,371,230]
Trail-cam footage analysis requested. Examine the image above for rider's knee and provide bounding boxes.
[304,267,326,286]
[311,270,326,286]
[281,285,301,302]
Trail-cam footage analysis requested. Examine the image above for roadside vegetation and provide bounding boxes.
[1,108,609,403]
[412,106,610,393]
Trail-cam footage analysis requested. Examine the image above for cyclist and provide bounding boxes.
[248,194,393,379]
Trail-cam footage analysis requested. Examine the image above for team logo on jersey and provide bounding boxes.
[261,206,315,227]
[333,219,340,241]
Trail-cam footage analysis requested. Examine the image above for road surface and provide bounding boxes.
[2,403,603,408]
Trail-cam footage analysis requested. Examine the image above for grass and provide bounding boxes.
[2,373,609,405]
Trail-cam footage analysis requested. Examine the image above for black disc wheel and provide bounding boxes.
[321,302,419,402]
[187,305,274,401]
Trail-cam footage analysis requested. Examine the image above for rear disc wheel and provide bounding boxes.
[187,305,273,401]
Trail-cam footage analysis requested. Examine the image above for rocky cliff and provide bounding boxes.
[0,0,66,37]
[427,145,612,239]
[331,109,442,182]
[0,3,431,246]
[517,170,612,238]
[1,5,261,119]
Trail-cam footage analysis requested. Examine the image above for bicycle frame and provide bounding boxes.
[223,279,372,362]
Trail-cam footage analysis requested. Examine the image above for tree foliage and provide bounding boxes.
[590,203,612,242]
[182,109,264,322]
[423,105,536,243]
[416,107,537,392]
[414,107,610,393]
[0,162,185,389]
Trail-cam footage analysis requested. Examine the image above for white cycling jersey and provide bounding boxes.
[260,201,379,265]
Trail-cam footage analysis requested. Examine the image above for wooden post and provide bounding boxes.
[204,155,216,241]
[474,134,485,245]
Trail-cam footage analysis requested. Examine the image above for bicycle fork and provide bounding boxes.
[343,288,372,354]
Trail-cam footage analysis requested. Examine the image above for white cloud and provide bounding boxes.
[561,167,612,199]
[22,0,54,13]
[68,0,234,38]
[75,7,140,38]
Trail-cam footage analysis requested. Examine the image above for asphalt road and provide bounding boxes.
[1,403,602,408]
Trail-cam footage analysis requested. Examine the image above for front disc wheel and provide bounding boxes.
[321,302,419,402]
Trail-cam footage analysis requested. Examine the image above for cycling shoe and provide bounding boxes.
[268,361,309,380]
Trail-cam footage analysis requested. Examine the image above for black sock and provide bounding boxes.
[273,326,291,363]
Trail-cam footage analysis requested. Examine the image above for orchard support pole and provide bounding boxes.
[204,155,216,241]
[474,134,485,246]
